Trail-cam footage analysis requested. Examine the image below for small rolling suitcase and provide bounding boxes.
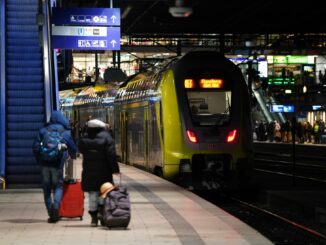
[59,159,84,220]
[102,175,131,229]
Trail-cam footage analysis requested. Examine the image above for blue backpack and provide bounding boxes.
[39,126,65,162]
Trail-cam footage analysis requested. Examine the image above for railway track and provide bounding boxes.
[195,190,326,245]
[253,142,326,183]
[192,143,326,244]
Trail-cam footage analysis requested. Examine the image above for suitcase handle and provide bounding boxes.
[113,173,122,187]
[64,158,75,179]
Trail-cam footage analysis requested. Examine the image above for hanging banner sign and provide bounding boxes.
[52,26,120,50]
[52,7,120,26]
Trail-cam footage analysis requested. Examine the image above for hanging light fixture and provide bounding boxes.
[169,0,193,18]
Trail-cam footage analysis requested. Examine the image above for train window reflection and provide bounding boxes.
[187,91,231,126]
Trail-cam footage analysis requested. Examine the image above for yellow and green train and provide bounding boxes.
[66,51,253,190]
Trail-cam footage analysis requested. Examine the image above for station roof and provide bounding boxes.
[66,0,326,36]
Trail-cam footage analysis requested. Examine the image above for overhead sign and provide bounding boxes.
[51,7,120,50]
[52,26,120,50]
[270,105,294,113]
[312,105,321,110]
[52,7,120,26]
[52,26,110,36]
[267,55,315,64]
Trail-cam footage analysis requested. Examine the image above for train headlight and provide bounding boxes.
[186,129,198,143]
[226,129,237,143]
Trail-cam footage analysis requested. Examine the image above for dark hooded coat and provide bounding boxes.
[78,126,119,192]
[32,111,77,168]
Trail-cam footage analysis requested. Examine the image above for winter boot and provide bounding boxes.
[88,211,98,227]
[48,205,59,223]
[52,208,60,223]
[97,205,105,226]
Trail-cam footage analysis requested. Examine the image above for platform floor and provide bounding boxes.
[0,158,272,245]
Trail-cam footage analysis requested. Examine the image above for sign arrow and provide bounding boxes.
[110,39,117,48]
[111,15,117,24]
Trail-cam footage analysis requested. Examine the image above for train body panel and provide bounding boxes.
[160,70,185,179]
[65,51,253,190]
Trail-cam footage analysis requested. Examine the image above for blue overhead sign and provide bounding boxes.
[271,105,294,113]
[283,105,294,113]
[312,105,321,110]
[52,7,120,26]
[51,7,121,50]
[52,26,120,50]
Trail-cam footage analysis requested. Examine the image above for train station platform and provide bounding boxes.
[0,158,272,245]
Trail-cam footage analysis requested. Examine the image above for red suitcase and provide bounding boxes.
[59,179,84,220]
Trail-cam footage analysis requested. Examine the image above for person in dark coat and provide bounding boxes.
[33,110,77,223]
[78,119,119,226]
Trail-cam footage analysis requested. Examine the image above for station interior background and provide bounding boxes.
[56,1,326,126]
[1,0,326,188]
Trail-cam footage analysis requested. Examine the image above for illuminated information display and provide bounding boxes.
[52,26,120,50]
[184,79,223,89]
[52,7,120,26]
[270,105,294,113]
[199,79,223,88]
[51,7,120,50]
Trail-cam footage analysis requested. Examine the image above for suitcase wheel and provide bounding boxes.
[80,216,83,220]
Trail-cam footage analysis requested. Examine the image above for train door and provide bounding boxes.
[127,107,147,169]
[147,103,163,174]
[120,111,128,164]
[106,106,114,130]
[144,107,149,170]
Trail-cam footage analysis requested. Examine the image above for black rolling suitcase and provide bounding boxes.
[102,175,131,229]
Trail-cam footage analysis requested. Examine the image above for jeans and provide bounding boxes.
[41,166,64,216]
[88,191,104,212]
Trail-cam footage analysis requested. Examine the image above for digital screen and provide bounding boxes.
[184,79,195,88]
[199,79,223,88]
[258,61,268,78]
[184,78,223,89]
[312,105,321,110]
[303,65,314,72]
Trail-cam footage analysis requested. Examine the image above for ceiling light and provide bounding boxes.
[169,6,192,17]
[169,0,192,18]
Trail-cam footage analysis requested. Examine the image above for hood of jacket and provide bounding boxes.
[49,111,70,129]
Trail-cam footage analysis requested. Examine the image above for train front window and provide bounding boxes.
[187,91,232,126]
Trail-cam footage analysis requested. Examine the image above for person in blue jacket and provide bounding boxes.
[33,110,77,223]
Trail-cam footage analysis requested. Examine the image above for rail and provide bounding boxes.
[253,142,326,183]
